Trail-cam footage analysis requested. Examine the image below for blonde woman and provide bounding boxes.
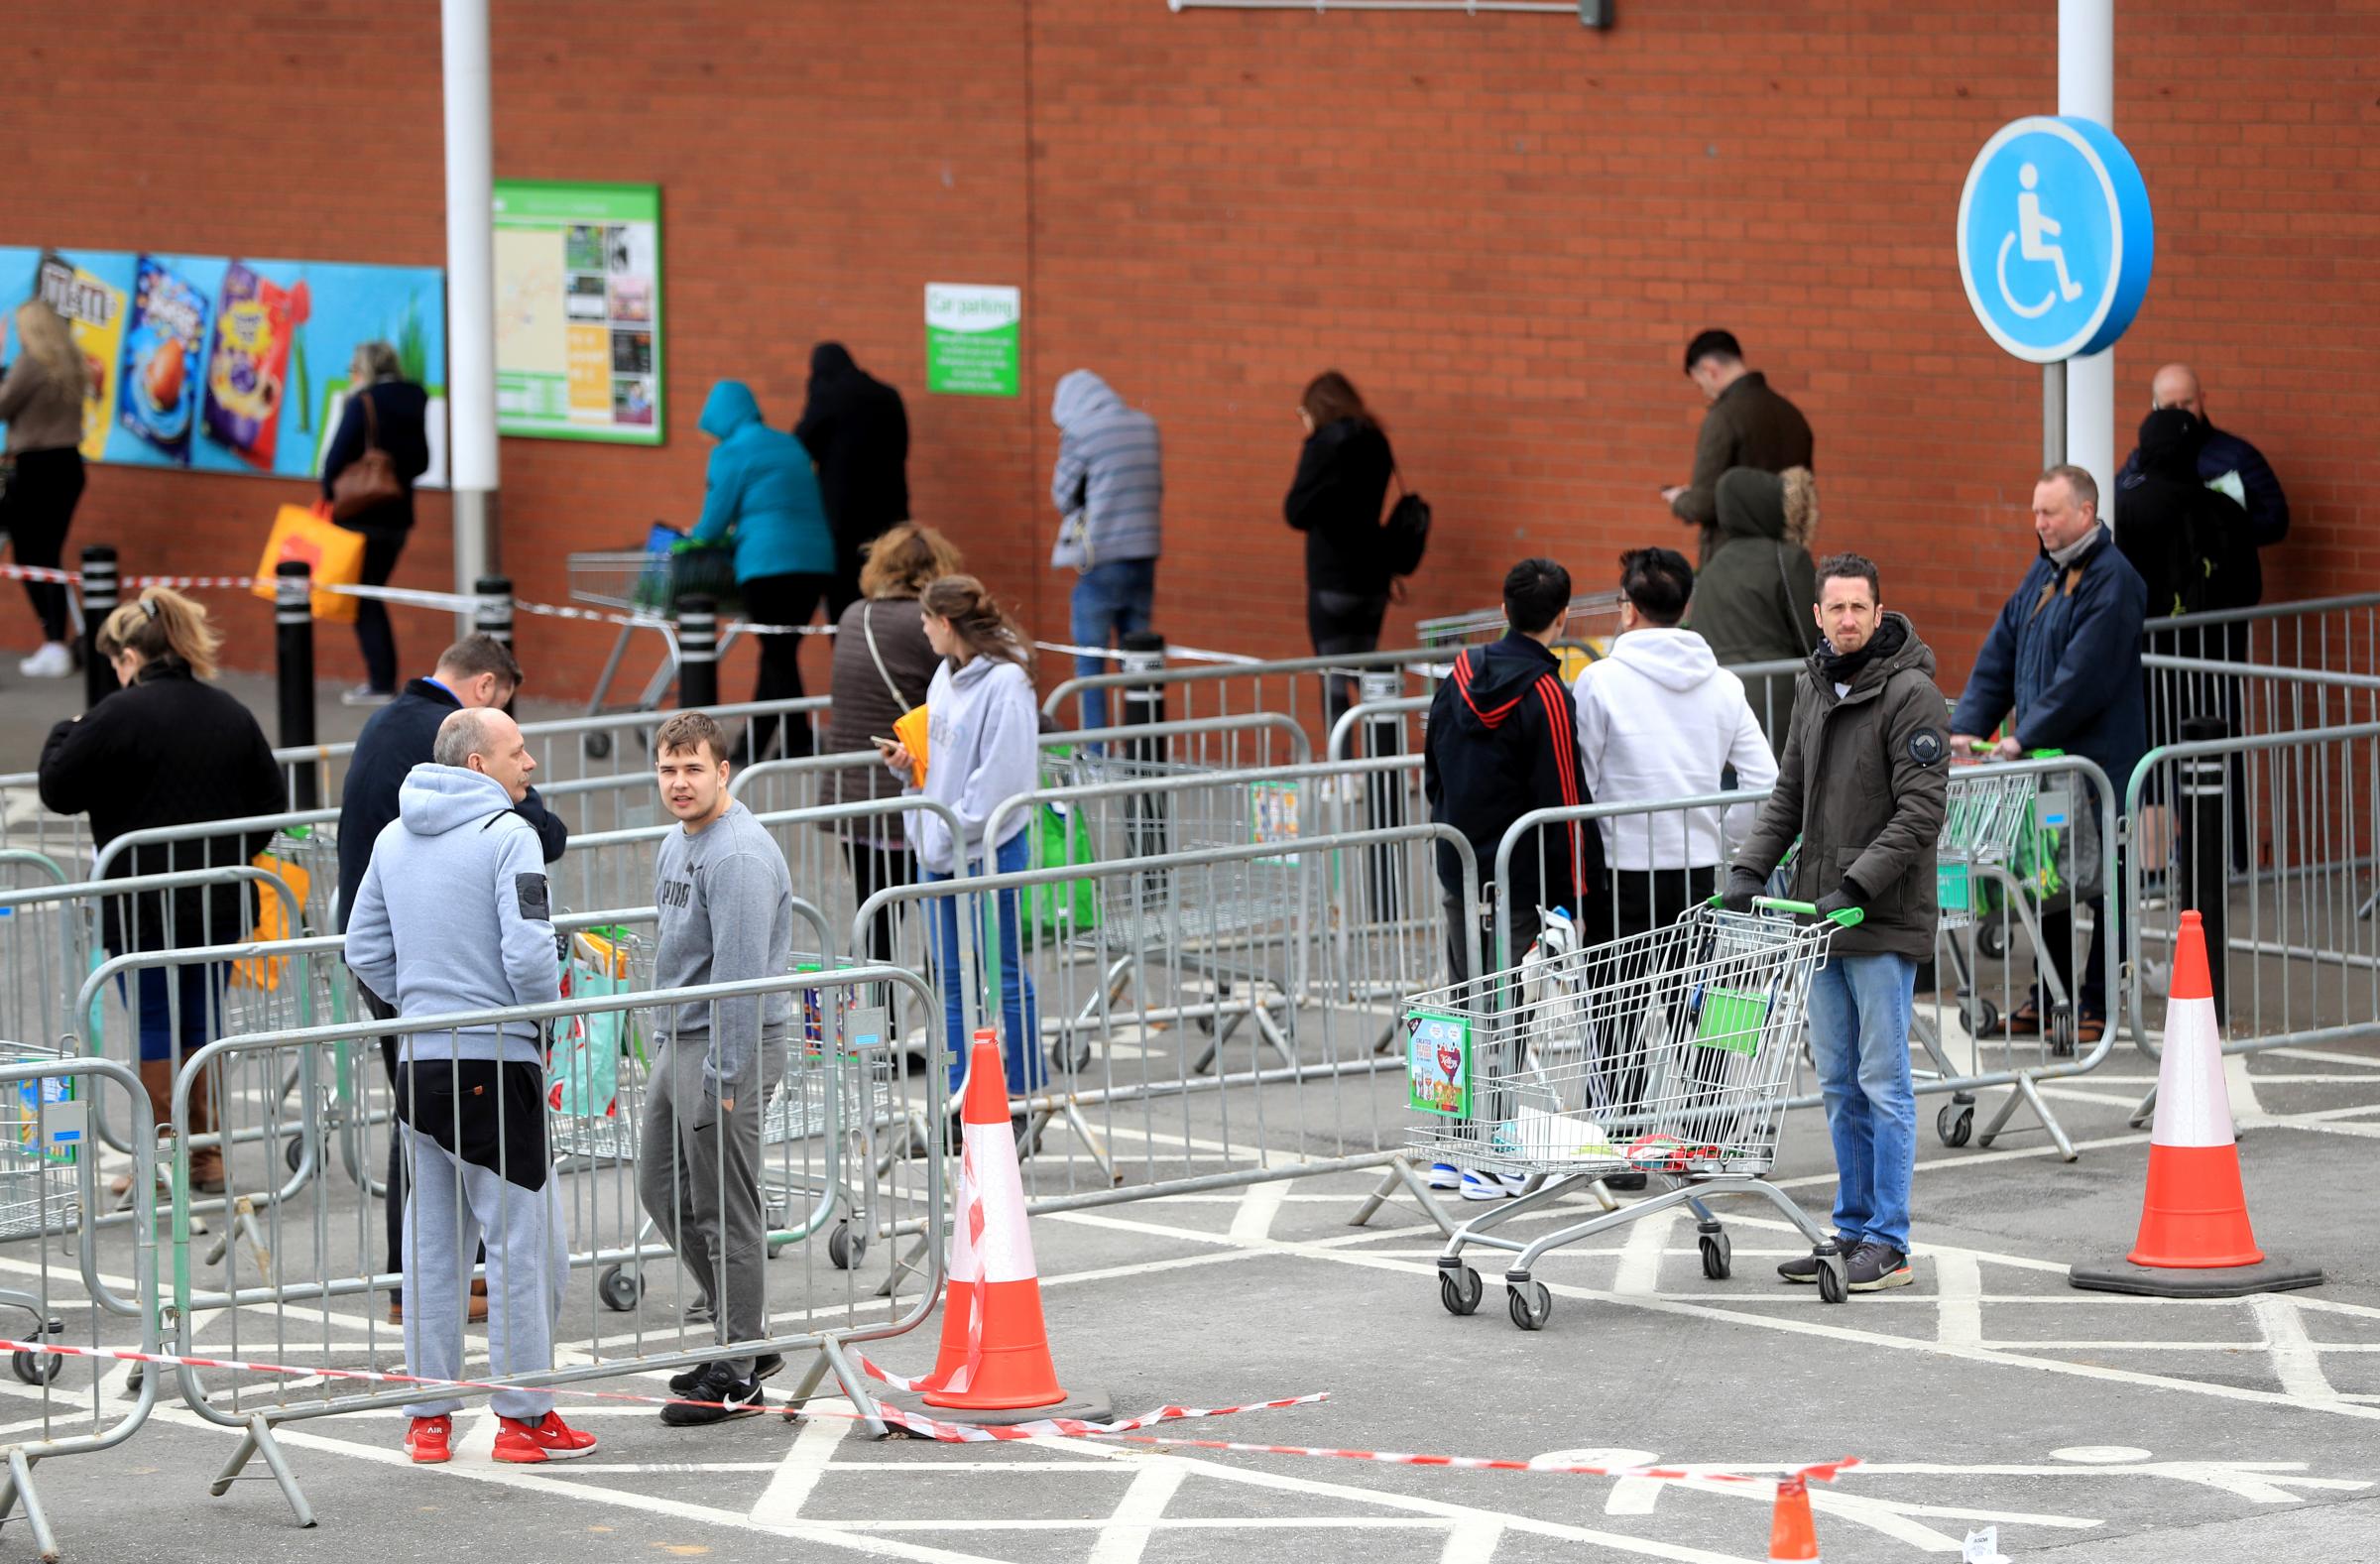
[0,301,90,676]
[39,588,286,1190]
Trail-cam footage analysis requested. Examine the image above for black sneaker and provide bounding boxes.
[1776,1235,1858,1283]
[1844,1240,1914,1292]
[668,1353,781,1396]
[661,1366,765,1426]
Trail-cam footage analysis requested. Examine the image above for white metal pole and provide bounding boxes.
[2059,0,2116,510]
[442,0,499,611]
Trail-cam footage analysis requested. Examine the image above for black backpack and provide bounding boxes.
[1382,468,1431,577]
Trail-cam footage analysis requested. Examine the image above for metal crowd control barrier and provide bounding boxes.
[168,965,944,1526]
[1043,646,1446,742]
[0,1051,158,1564]
[2124,719,2380,1121]
[0,865,302,1121]
[1487,754,2121,1162]
[850,822,1481,1258]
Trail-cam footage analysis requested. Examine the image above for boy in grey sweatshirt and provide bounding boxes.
[345,712,594,1464]
[641,713,796,1424]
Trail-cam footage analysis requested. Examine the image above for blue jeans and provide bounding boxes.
[923,829,1044,1098]
[1803,953,1918,1254]
[1070,558,1157,733]
[112,960,229,1064]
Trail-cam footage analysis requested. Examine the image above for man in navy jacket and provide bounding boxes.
[1951,466,2146,1041]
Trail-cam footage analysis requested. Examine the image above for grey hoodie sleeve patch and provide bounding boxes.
[515,873,550,921]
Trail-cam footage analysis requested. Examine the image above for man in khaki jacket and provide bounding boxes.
[1726,552,1948,1295]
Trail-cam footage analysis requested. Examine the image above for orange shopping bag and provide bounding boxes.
[251,503,365,624]
[892,704,930,788]
[234,851,311,991]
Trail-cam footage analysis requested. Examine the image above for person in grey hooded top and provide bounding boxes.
[344,707,596,1466]
[1048,369,1161,732]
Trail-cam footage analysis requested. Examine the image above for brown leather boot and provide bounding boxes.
[185,1065,225,1194]
[112,1061,176,1199]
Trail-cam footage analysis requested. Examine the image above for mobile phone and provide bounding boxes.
[871,735,897,750]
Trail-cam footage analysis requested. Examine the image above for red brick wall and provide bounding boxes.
[7,2,2372,704]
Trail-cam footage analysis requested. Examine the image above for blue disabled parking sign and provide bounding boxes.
[1957,116,2154,364]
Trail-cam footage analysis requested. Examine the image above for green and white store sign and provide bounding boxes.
[923,283,1020,398]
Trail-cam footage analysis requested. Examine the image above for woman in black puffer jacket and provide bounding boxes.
[1284,371,1397,728]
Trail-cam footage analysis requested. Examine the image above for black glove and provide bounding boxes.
[1721,871,1763,913]
[1814,886,1863,921]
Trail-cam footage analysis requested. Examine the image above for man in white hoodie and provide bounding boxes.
[1575,546,1778,938]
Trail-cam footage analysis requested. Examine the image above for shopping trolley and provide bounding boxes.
[1411,897,1858,1329]
[1417,591,1623,679]
[563,525,735,728]
[0,1044,81,1383]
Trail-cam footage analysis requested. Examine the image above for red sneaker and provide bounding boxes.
[492,1412,598,1464]
[404,1415,452,1465]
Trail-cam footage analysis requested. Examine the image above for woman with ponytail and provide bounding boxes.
[879,574,1045,1107]
[38,588,286,1191]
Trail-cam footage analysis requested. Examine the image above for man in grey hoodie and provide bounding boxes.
[1049,369,1162,732]
[640,711,796,1426]
[344,708,596,1467]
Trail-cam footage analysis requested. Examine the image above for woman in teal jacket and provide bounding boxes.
[694,380,835,760]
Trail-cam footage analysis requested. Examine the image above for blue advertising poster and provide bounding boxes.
[0,247,446,484]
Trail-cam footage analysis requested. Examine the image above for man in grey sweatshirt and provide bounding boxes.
[640,711,796,1425]
[344,708,596,1465]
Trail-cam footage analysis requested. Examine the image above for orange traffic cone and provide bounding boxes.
[922,1029,1068,1411]
[1767,1471,1823,1562]
[2071,911,2320,1298]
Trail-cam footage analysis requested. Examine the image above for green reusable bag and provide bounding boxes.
[1020,802,1100,949]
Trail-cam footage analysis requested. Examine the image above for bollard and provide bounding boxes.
[2178,713,2228,1017]
[1359,667,1406,921]
[473,575,514,650]
[1120,631,1171,864]
[276,562,318,811]
[474,576,516,714]
[79,544,119,710]
[677,594,718,710]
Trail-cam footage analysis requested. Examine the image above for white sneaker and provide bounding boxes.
[339,683,397,706]
[1426,1162,1463,1190]
[1460,1168,1527,1202]
[17,643,71,678]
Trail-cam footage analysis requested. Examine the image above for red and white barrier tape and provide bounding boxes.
[847,1127,989,1394]
[0,1336,1316,1441]
[0,563,81,585]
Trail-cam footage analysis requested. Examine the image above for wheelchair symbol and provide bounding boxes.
[1994,163,2086,320]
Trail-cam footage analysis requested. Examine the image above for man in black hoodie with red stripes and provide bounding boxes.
[1424,557,1604,985]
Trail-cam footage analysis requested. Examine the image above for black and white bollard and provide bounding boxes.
[1359,667,1407,920]
[276,562,318,811]
[79,544,119,710]
[1120,631,1171,863]
[677,595,719,710]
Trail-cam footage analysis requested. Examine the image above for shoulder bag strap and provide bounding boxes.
[859,602,914,707]
[360,389,381,453]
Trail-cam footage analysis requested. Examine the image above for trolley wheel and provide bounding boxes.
[1963,996,2000,1039]
[1047,1031,1094,1076]
[1976,917,2008,961]
[597,1264,642,1313]
[1815,1255,1848,1305]
[583,732,613,761]
[828,1221,867,1271]
[1938,1103,1975,1148]
[1439,1264,1483,1317]
[1505,1279,1552,1332]
[1699,1232,1732,1281]
[2049,1003,2078,1059]
[11,1351,60,1386]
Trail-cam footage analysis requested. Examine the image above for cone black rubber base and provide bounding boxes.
[2069,1257,2322,1298]
[872,1384,1114,1434]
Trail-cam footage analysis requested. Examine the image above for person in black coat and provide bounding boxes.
[1284,371,1398,728]
[334,631,563,1320]
[320,341,432,703]
[793,342,910,618]
[2116,408,2260,624]
[39,588,288,1192]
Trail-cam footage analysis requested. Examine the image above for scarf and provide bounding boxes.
[1816,612,1908,689]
